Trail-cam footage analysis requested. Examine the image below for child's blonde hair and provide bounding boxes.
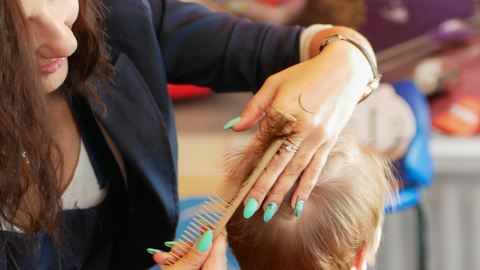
[226,112,397,270]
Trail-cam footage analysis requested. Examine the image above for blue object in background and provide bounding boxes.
[381,80,432,270]
[393,80,434,187]
[384,80,434,214]
[385,186,422,214]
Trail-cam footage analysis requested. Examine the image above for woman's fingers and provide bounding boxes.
[153,230,227,270]
[263,138,322,212]
[229,76,280,132]
[202,233,228,269]
[242,111,336,220]
[290,143,333,211]
[242,135,302,218]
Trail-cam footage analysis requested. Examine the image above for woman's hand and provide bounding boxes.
[153,231,228,269]
[225,27,375,219]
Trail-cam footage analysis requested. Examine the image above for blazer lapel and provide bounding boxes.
[92,53,179,224]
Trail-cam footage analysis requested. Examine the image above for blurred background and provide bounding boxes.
[167,1,480,269]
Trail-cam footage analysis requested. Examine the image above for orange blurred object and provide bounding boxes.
[432,95,480,136]
[428,42,480,136]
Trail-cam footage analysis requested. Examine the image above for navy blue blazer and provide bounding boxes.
[99,0,302,268]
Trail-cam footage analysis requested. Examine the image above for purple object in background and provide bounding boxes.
[429,18,472,42]
[360,0,474,51]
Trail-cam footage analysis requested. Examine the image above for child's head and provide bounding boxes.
[226,127,396,270]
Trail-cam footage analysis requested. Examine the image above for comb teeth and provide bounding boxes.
[164,196,225,267]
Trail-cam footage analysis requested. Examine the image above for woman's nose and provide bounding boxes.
[33,19,78,60]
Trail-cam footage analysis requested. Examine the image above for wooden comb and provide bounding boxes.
[164,108,296,266]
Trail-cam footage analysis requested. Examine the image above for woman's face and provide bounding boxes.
[21,0,79,93]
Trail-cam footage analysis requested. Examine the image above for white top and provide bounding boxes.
[62,120,127,210]
[61,140,107,210]
[299,24,333,62]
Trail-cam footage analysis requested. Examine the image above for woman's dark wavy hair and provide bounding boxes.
[0,0,112,247]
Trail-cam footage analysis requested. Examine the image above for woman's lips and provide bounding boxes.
[40,58,65,75]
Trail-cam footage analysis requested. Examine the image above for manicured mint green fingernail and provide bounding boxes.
[222,117,241,130]
[264,202,278,222]
[196,230,213,252]
[295,200,304,217]
[164,241,181,248]
[244,198,258,219]
[146,248,164,255]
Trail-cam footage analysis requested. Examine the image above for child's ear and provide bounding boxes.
[351,242,368,270]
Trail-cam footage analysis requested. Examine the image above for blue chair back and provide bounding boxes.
[385,80,434,213]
